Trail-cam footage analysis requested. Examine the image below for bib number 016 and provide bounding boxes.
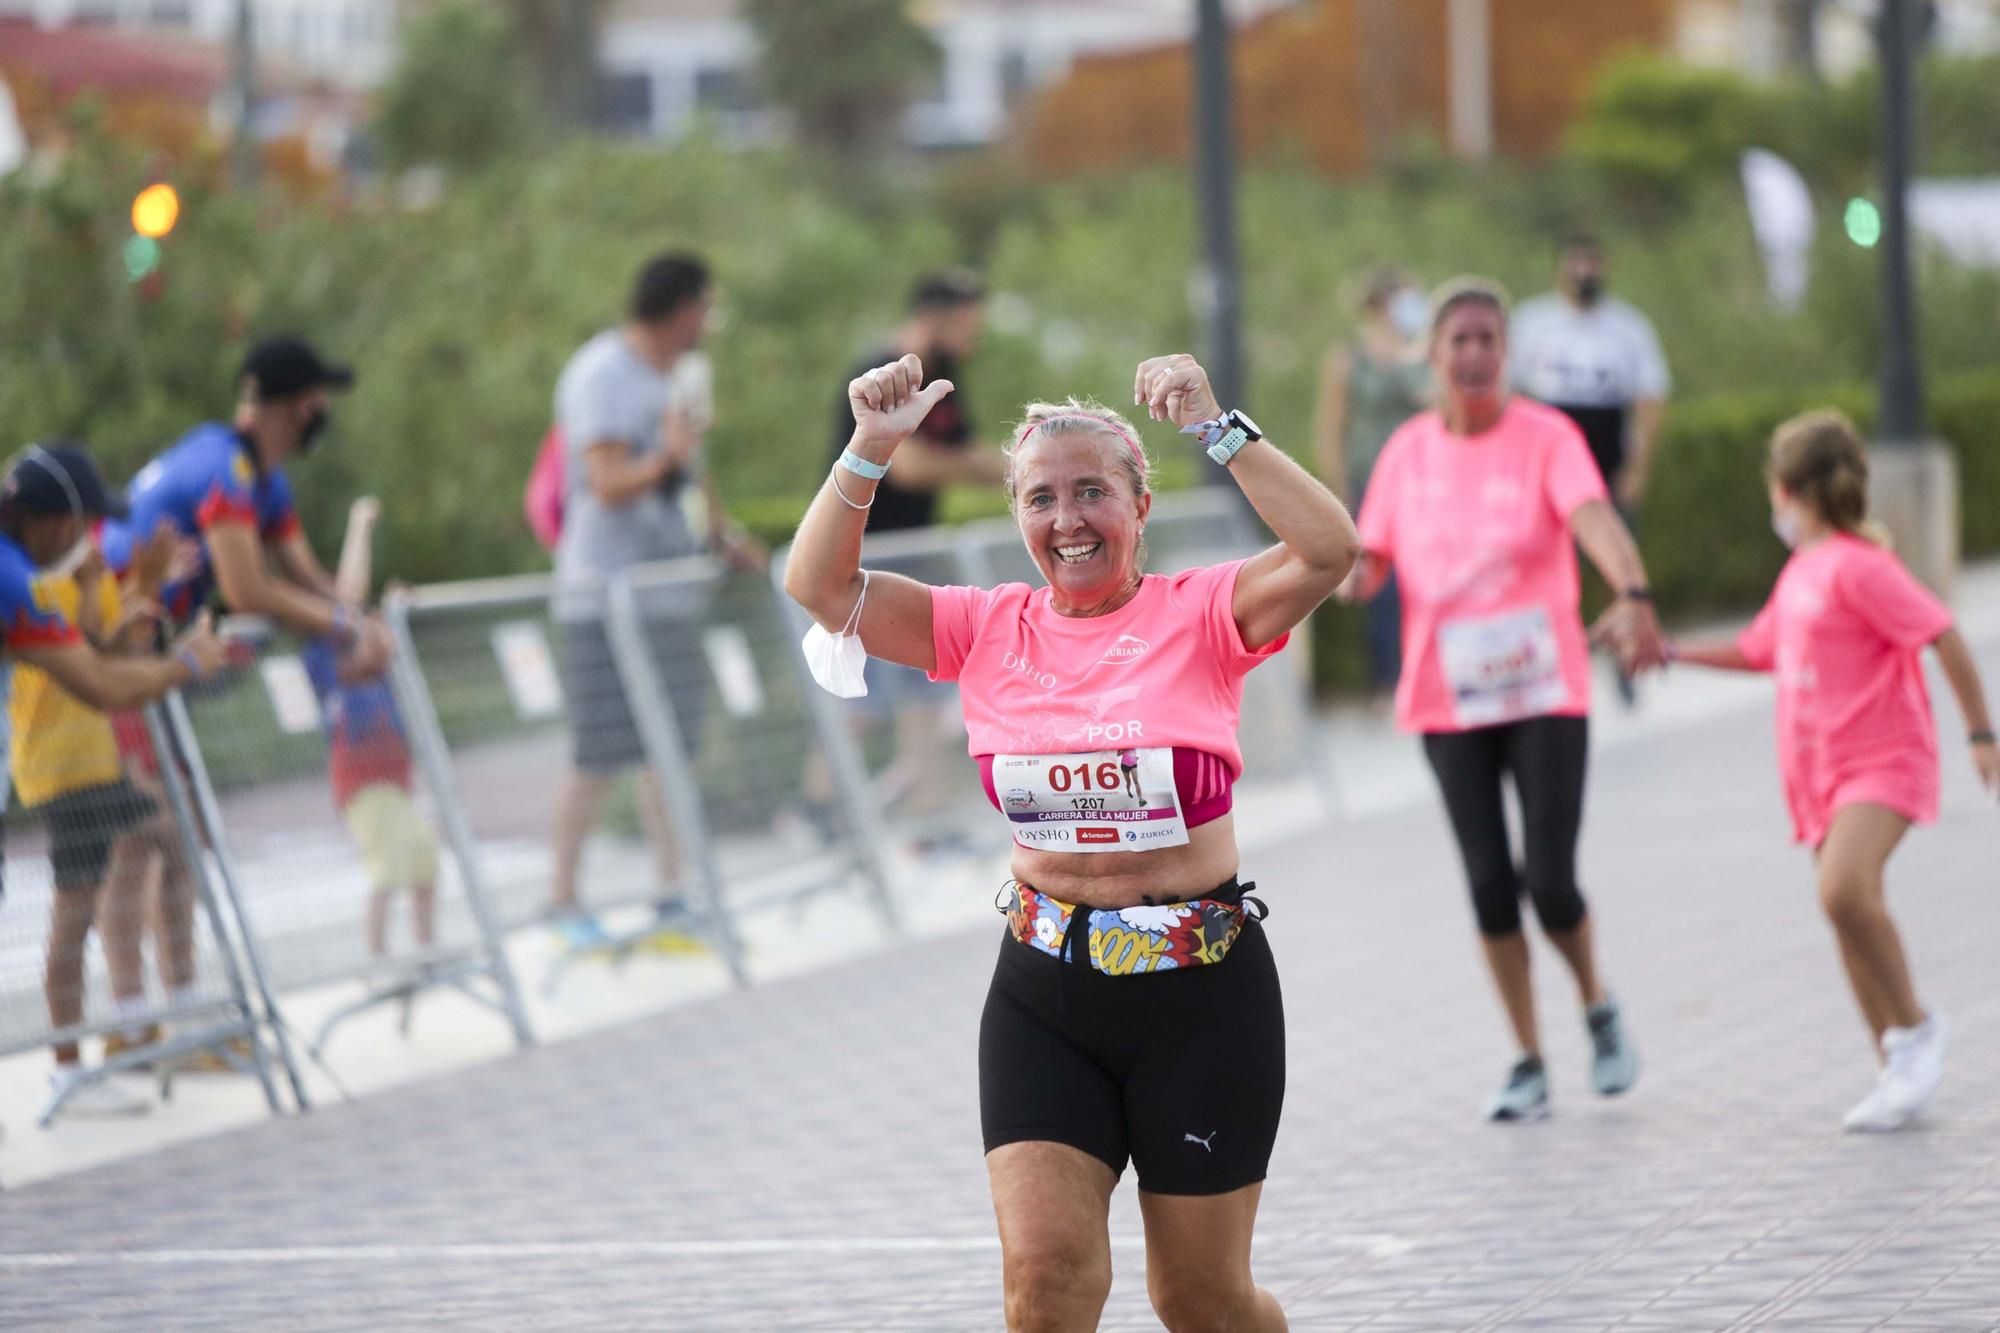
[1048,761,1123,793]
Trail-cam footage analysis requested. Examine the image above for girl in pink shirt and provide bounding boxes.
[1671,410,1998,1133]
[787,350,1356,1331]
[1342,278,1667,1123]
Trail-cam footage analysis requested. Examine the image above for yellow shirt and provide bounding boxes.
[9,573,124,807]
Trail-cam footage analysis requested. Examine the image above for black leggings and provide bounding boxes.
[1421,714,1589,939]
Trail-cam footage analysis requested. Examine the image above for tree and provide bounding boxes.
[499,0,608,131]
[372,0,540,171]
[742,0,942,158]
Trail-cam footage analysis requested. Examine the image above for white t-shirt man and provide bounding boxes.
[1509,294,1669,490]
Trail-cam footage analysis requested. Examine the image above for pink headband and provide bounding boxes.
[1013,417,1148,476]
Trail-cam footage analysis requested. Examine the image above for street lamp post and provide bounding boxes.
[230,0,257,188]
[1192,0,1243,473]
[1876,0,1922,441]
[1867,0,1959,593]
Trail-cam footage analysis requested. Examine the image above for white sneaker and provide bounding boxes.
[1843,1013,1949,1133]
[50,1067,152,1119]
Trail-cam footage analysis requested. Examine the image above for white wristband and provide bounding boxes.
[838,449,890,480]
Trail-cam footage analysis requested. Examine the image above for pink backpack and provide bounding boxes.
[524,425,564,550]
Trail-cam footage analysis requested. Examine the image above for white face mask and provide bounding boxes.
[802,570,870,698]
[1388,287,1430,341]
[1772,508,1804,549]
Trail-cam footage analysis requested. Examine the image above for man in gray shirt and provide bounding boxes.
[548,252,762,944]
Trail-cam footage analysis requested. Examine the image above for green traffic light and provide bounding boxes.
[1844,198,1882,248]
[123,233,162,281]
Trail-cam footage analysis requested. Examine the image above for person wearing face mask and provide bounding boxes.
[787,352,1356,1332]
[1511,235,1670,509]
[99,336,394,680]
[0,444,229,1115]
[1313,268,1432,705]
[1340,279,1663,1123]
[1665,410,1998,1133]
[1512,235,1670,710]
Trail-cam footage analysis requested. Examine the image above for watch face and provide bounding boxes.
[1229,410,1263,440]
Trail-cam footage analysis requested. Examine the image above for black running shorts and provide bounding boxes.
[978,914,1285,1196]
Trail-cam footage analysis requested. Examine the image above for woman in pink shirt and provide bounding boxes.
[787,351,1356,1331]
[1341,279,1665,1123]
[1670,410,1998,1132]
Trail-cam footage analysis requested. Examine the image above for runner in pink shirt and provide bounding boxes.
[787,349,1356,1332]
[1669,410,1998,1132]
[1341,278,1666,1123]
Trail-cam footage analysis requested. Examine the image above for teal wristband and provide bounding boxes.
[838,449,890,481]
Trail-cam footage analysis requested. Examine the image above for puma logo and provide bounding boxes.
[1184,1131,1216,1153]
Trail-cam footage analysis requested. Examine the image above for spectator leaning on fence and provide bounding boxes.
[545,252,765,949]
[0,445,227,1114]
[300,496,439,963]
[100,336,395,680]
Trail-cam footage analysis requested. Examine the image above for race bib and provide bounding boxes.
[1439,605,1568,727]
[992,748,1188,854]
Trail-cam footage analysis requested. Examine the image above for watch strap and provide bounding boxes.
[1206,427,1252,466]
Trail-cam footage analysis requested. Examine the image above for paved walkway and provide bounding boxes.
[3,607,1999,1329]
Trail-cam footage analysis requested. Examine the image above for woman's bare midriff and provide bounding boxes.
[1006,813,1242,910]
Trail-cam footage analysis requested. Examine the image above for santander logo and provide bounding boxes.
[1098,634,1150,667]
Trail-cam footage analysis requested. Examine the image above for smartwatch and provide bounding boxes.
[1181,410,1264,466]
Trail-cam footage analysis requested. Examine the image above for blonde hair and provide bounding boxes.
[1001,398,1152,512]
[1769,409,1871,535]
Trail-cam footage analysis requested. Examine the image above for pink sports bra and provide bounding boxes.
[978,748,1235,830]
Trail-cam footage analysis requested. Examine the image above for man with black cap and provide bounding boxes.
[103,335,392,672]
[0,443,229,1116]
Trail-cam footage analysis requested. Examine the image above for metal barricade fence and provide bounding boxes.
[607,557,899,983]
[770,530,999,856]
[158,619,530,1069]
[390,573,736,995]
[0,686,283,1127]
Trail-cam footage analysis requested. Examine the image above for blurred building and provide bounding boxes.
[1021,0,1677,174]
[0,0,399,87]
[595,0,1296,145]
[1677,0,2000,79]
[0,0,380,173]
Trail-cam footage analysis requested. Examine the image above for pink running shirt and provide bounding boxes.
[1736,532,1953,846]
[929,559,1284,777]
[1355,399,1608,734]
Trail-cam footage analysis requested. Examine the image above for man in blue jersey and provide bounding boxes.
[103,336,392,672]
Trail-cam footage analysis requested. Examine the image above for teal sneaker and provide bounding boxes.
[1485,1054,1549,1122]
[552,912,611,950]
[1586,999,1638,1096]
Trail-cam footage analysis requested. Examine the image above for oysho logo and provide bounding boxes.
[1098,634,1150,667]
[1001,652,1059,690]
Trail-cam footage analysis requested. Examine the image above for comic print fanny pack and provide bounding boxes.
[996,879,1266,977]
